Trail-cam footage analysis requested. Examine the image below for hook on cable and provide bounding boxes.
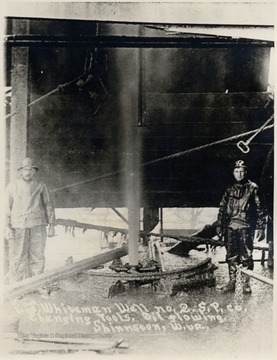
[237,114,274,154]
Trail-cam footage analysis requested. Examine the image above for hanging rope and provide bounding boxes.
[50,123,273,193]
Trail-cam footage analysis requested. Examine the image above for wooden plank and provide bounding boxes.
[253,243,269,251]
[5,333,129,349]
[21,337,127,348]
[111,208,129,225]
[5,247,128,299]
[6,35,273,48]
[10,338,128,355]
[240,268,274,286]
[56,218,128,234]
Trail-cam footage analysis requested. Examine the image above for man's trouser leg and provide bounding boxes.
[28,226,47,277]
[238,228,253,294]
[222,228,239,292]
[8,229,29,283]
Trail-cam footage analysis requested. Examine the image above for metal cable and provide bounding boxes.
[50,123,273,193]
[237,114,274,153]
[5,60,89,120]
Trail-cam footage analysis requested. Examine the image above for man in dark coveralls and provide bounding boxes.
[5,158,56,283]
[216,160,266,294]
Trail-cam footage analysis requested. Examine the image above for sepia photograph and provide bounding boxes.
[1,1,275,359]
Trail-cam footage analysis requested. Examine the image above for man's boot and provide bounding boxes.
[221,264,236,293]
[243,274,252,294]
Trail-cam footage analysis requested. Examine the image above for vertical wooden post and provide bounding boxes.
[160,207,164,242]
[10,20,29,182]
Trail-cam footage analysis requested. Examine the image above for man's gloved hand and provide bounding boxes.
[4,226,14,240]
[256,229,265,242]
[48,224,55,237]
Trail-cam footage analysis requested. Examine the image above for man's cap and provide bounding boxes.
[234,160,247,169]
[17,157,39,171]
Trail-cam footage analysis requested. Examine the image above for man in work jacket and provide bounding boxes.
[5,158,56,283]
[216,160,266,294]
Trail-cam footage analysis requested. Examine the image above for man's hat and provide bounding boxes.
[234,160,247,169]
[17,157,39,171]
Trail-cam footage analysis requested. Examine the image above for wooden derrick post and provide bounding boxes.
[160,207,164,242]
[5,19,30,285]
[10,19,30,181]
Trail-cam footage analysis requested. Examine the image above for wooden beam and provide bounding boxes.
[253,243,269,251]
[111,208,129,225]
[240,268,274,286]
[55,218,225,246]
[56,218,128,234]
[10,338,128,355]
[5,247,128,299]
[10,19,29,181]
[5,35,274,48]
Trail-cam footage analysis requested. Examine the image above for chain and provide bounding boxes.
[234,265,244,310]
[231,265,244,332]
